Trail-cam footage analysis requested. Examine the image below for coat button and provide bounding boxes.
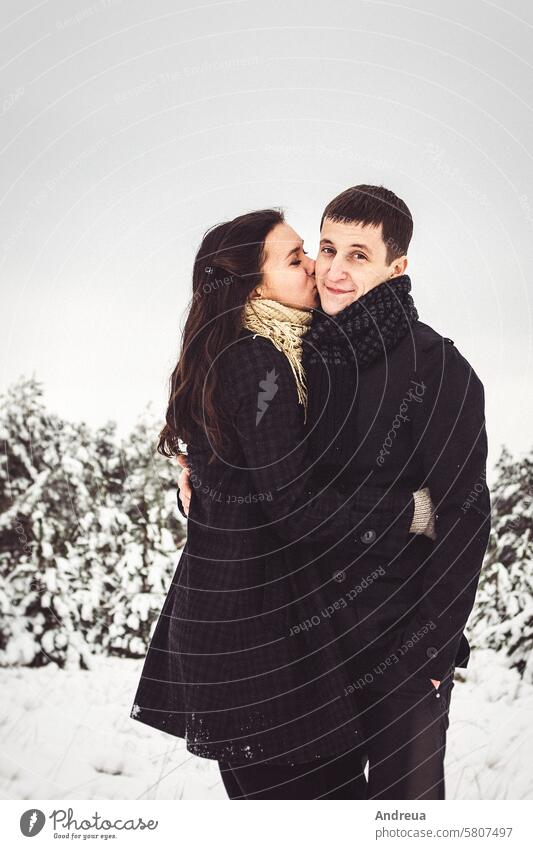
[426,646,438,659]
[360,529,377,544]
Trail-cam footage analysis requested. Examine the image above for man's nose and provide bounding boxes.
[327,258,348,282]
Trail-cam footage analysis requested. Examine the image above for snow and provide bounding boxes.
[0,648,531,800]
[0,656,226,801]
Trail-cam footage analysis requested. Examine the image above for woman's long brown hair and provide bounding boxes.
[157,209,285,463]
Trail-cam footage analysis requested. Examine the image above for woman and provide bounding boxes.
[130,209,434,799]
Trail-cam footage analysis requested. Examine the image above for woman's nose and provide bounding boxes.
[305,256,316,275]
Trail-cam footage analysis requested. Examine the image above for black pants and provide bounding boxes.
[220,667,454,800]
[356,665,455,799]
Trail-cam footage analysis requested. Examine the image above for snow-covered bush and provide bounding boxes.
[469,446,533,682]
[0,376,185,669]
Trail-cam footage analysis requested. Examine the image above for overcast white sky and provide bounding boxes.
[1,0,532,486]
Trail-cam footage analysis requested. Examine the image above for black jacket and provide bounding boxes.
[294,314,491,687]
[130,329,418,764]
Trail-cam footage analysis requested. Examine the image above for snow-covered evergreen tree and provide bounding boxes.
[469,445,533,682]
[0,378,186,669]
[108,405,185,658]
[0,379,113,669]
[63,419,130,667]
[0,375,63,667]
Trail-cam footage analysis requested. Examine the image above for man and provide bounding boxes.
[178,185,491,799]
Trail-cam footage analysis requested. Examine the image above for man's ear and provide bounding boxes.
[389,255,408,279]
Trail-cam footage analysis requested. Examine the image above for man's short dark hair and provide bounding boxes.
[320,184,413,263]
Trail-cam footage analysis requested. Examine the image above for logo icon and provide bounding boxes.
[20,809,45,837]
[256,368,279,425]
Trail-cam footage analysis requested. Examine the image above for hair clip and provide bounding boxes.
[204,266,214,274]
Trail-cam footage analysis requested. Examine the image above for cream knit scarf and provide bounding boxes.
[242,297,313,421]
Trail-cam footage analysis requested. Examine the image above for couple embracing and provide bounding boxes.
[130,184,491,800]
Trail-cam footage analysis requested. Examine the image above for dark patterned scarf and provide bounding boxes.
[304,275,418,368]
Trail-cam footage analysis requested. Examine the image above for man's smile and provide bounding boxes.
[324,282,355,295]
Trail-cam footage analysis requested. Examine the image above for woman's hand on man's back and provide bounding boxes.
[177,455,192,516]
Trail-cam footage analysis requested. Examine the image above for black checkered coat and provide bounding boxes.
[130,328,416,765]
[293,312,491,690]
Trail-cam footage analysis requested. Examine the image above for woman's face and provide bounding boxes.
[258,222,318,309]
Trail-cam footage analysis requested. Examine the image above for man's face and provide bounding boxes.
[315,218,408,316]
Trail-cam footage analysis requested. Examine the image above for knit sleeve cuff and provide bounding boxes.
[410,486,436,539]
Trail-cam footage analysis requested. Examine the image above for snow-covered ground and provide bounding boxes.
[0,648,531,800]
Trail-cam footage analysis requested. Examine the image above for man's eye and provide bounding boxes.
[321,247,334,255]
[353,253,367,261]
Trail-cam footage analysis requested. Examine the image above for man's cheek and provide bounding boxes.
[314,257,328,279]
